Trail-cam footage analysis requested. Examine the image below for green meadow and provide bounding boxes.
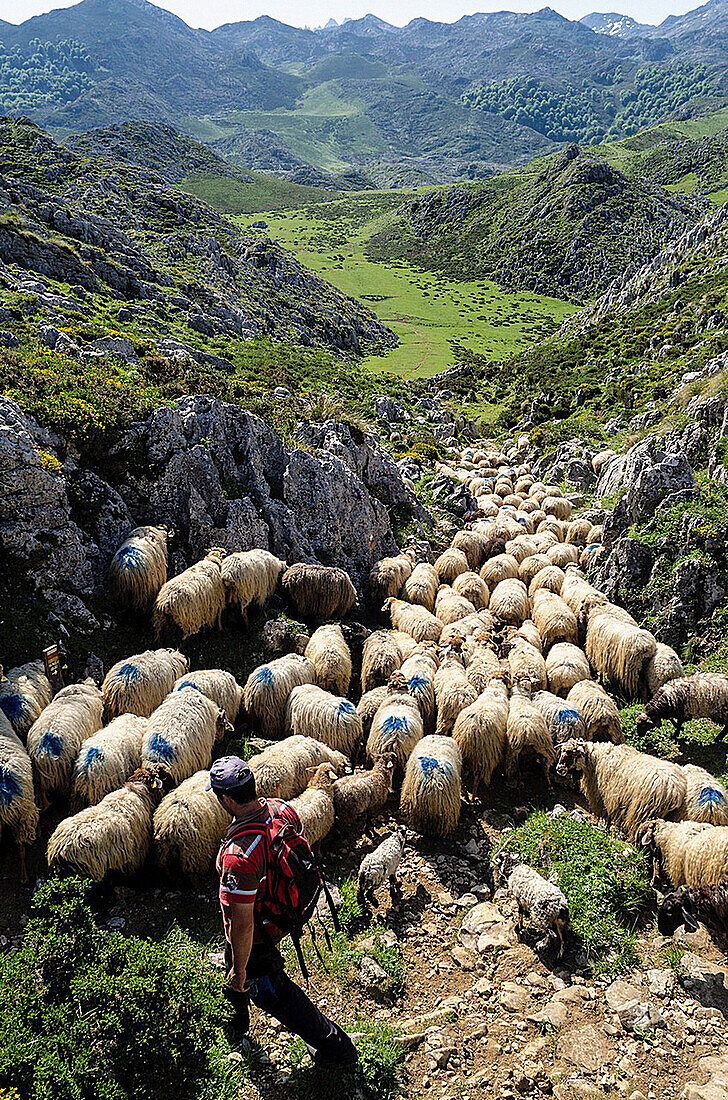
[233,192,576,379]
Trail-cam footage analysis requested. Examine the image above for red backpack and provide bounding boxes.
[239,804,339,980]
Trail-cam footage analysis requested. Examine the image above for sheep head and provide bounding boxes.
[658,888,697,936]
[387,670,409,695]
[555,739,588,777]
[635,712,652,737]
[493,851,519,880]
[129,763,175,803]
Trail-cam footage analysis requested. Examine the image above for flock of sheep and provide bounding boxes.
[2,438,728,952]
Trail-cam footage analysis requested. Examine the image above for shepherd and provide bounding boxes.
[210,756,358,1066]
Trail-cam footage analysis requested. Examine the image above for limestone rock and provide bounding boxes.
[556,1025,610,1073]
[459,902,517,953]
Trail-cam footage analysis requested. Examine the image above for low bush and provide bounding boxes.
[498,811,652,974]
[0,878,242,1100]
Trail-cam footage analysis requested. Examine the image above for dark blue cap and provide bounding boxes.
[207,756,254,793]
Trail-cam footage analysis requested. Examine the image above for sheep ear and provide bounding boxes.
[151,777,165,790]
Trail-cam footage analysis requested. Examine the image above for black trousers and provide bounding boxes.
[223,941,357,1064]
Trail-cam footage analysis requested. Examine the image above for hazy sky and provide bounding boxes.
[4,0,703,31]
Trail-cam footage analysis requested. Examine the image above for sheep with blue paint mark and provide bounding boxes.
[153,547,227,641]
[305,623,352,696]
[367,672,424,772]
[173,669,243,724]
[47,762,175,882]
[400,734,462,836]
[0,709,39,881]
[103,648,189,720]
[532,690,586,746]
[154,769,231,880]
[682,764,728,825]
[27,680,104,804]
[434,655,478,736]
[566,680,622,743]
[71,713,148,808]
[284,683,363,757]
[400,650,438,731]
[108,525,169,614]
[0,660,52,740]
[142,686,227,784]
[221,548,286,622]
[243,653,315,739]
[452,673,509,799]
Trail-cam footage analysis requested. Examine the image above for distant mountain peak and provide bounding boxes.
[580,11,655,35]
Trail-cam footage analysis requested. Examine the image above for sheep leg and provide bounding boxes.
[554,918,566,959]
[541,757,552,790]
[18,841,29,885]
[388,875,401,904]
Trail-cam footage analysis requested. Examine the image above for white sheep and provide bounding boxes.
[103,648,189,720]
[289,762,339,847]
[153,547,227,641]
[357,684,389,736]
[305,624,352,696]
[507,639,547,693]
[435,585,476,626]
[451,530,486,570]
[434,656,478,737]
[0,710,39,881]
[142,686,227,783]
[361,630,404,692]
[452,570,489,610]
[403,562,439,612]
[434,547,469,584]
[333,752,396,827]
[369,552,415,605]
[109,525,169,614]
[490,578,530,626]
[480,554,520,588]
[644,642,685,698]
[452,675,509,799]
[47,763,175,881]
[285,683,362,758]
[566,680,622,743]
[400,734,462,836]
[529,565,565,598]
[357,824,407,907]
[367,674,424,772]
[546,543,580,570]
[638,818,718,886]
[71,713,147,807]
[0,660,52,739]
[243,653,316,738]
[531,589,578,652]
[173,669,243,724]
[682,764,728,826]
[27,680,104,804]
[249,735,348,800]
[532,689,586,745]
[221,549,286,622]
[545,642,591,697]
[557,739,686,841]
[505,680,555,785]
[154,768,232,879]
[383,597,443,644]
[586,606,657,699]
[496,852,570,956]
[400,652,437,732]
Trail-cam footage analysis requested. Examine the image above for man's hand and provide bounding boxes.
[226,967,247,993]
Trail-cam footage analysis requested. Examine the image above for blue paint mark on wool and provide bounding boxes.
[117,663,139,683]
[176,680,203,694]
[83,746,103,770]
[255,666,274,686]
[382,714,409,735]
[698,786,725,807]
[586,542,600,551]
[0,694,25,722]
[147,734,176,763]
[116,545,143,571]
[338,700,355,715]
[555,708,581,729]
[408,675,429,693]
[0,767,21,807]
[419,756,454,779]
[39,732,63,758]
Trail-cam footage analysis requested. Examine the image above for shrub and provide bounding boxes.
[0,878,242,1100]
[498,811,652,974]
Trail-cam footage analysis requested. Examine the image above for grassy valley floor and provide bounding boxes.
[220,190,576,379]
[181,181,576,382]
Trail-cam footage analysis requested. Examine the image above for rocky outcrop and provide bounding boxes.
[599,436,695,540]
[1,395,426,646]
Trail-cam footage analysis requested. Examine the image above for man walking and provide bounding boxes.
[210,755,357,1065]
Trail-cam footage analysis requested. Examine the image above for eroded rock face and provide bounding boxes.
[0,398,121,602]
[1,395,423,644]
[601,436,695,540]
